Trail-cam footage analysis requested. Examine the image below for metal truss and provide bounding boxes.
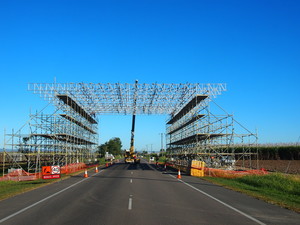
[2,81,258,176]
[166,96,258,170]
[28,82,227,115]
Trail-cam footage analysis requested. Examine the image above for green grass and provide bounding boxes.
[0,179,53,201]
[0,165,100,201]
[203,173,300,212]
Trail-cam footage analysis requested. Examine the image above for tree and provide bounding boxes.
[97,137,122,157]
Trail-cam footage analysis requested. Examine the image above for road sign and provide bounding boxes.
[42,165,61,179]
[42,166,51,175]
[51,166,60,174]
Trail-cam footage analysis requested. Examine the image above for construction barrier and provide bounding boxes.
[0,162,101,182]
[190,160,205,177]
[167,161,268,179]
[0,169,40,182]
[61,162,87,174]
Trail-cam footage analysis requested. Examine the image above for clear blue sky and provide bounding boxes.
[0,0,299,150]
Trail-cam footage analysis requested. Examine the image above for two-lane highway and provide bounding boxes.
[0,162,299,225]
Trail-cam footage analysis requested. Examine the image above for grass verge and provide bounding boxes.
[0,165,102,201]
[0,179,58,201]
[202,173,300,212]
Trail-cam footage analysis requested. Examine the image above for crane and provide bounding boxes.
[124,80,140,164]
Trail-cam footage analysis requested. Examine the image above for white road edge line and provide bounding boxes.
[128,197,133,210]
[0,170,103,224]
[168,174,266,225]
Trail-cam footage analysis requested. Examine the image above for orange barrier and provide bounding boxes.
[166,162,268,179]
[0,169,40,181]
[61,163,87,174]
[0,162,101,182]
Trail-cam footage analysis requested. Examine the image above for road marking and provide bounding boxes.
[128,196,133,210]
[131,172,133,174]
[0,170,103,224]
[169,174,266,225]
[130,179,133,183]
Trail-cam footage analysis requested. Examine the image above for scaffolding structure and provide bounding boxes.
[2,81,257,176]
[3,93,98,174]
[27,82,226,115]
[166,95,258,169]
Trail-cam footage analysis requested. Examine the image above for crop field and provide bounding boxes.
[236,160,300,174]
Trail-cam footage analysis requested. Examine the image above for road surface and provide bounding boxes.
[0,161,299,225]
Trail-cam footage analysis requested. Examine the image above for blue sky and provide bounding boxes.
[0,0,299,150]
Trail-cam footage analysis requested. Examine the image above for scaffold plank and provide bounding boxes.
[30,134,97,145]
[168,114,205,134]
[167,95,208,124]
[169,133,227,145]
[60,114,97,134]
[57,94,97,124]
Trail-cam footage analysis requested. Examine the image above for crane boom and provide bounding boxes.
[125,80,140,164]
[130,114,136,154]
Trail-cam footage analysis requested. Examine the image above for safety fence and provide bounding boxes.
[166,160,268,178]
[0,162,100,182]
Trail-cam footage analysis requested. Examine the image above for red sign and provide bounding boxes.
[42,174,61,179]
[42,166,52,175]
[42,166,61,179]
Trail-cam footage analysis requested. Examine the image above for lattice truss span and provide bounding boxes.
[28,82,227,115]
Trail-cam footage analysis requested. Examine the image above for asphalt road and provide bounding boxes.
[0,161,299,225]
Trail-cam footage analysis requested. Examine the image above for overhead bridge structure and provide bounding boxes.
[3,82,257,174]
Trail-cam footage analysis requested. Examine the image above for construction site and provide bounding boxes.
[1,82,260,180]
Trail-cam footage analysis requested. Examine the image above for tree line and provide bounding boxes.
[234,145,300,160]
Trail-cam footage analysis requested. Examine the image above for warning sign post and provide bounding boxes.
[42,166,61,179]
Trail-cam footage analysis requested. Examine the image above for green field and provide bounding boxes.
[203,173,300,212]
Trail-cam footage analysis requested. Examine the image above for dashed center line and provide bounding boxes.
[128,195,133,210]
[130,179,133,183]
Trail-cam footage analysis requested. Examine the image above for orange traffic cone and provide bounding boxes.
[84,169,88,178]
[95,166,99,173]
[177,169,182,179]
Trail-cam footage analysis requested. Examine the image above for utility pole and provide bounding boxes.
[159,133,164,151]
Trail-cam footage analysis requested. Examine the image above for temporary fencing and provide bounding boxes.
[167,160,268,179]
[0,162,100,182]
[60,162,87,174]
[0,169,40,182]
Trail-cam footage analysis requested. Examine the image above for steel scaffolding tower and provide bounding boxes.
[3,92,98,174]
[2,81,257,175]
[166,96,257,169]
